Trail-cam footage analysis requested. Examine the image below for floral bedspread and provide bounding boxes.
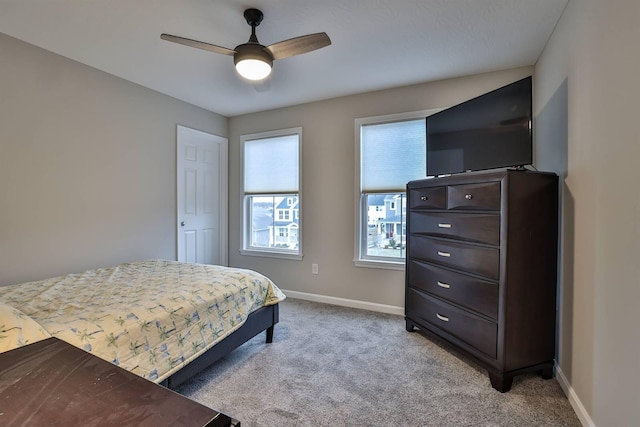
[0,260,285,383]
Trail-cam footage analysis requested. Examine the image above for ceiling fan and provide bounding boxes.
[161,8,331,81]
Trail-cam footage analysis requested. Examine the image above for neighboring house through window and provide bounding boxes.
[355,110,439,269]
[241,127,302,260]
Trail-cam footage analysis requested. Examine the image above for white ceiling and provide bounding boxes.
[0,0,568,117]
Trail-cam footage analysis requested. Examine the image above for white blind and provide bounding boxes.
[361,119,426,192]
[244,134,299,194]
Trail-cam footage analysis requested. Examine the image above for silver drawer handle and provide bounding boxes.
[437,223,452,229]
[436,313,449,322]
[437,281,451,289]
[465,194,473,200]
[437,251,451,257]
[420,196,428,201]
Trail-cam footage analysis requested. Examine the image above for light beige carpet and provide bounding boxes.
[178,298,580,426]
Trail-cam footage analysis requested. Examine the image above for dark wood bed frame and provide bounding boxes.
[160,303,280,389]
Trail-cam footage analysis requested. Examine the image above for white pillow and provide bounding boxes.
[0,302,51,353]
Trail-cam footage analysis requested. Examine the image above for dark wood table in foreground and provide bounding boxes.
[0,337,239,426]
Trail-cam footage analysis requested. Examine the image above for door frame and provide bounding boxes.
[176,125,228,266]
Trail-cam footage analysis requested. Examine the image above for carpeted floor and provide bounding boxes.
[177,298,581,426]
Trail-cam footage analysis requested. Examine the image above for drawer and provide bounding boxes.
[409,235,500,280]
[448,182,501,210]
[408,186,446,209]
[406,288,497,358]
[407,260,498,319]
[409,211,500,245]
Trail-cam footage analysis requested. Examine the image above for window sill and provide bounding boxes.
[240,249,303,261]
[354,259,405,271]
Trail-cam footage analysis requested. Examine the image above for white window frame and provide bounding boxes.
[241,127,303,260]
[354,109,441,270]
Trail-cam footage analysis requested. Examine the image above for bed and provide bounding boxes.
[0,259,285,389]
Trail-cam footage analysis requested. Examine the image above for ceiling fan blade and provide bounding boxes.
[160,34,235,56]
[265,32,331,60]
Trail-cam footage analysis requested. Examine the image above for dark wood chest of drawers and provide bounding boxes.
[405,169,558,392]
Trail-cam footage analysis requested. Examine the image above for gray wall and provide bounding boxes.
[227,67,534,309]
[535,0,640,425]
[0,33,228,285]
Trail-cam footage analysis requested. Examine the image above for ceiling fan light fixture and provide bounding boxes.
[234,44,273,80]
[161,8,331,82]
[235,58,272,80]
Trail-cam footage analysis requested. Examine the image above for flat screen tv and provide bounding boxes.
[426,76,532,176]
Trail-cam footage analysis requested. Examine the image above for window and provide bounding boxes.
[241,128,302,259]
[277,210,290,221]
[355,110,438,268]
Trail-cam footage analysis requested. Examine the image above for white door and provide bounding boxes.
[177,125,228,265]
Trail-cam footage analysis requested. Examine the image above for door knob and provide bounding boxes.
[181,221,185,227]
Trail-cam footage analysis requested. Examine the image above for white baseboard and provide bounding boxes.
[555,366,595,427]
[280,289,404,316]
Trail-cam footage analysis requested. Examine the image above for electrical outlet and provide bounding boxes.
[311,263,319,275]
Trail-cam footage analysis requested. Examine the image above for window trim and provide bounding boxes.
[354,109,441,269]
[240,127,303,260]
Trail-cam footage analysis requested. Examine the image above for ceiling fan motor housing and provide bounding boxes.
[233,43,274,67]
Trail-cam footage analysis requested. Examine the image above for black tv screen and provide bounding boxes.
[426,76,532,176]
